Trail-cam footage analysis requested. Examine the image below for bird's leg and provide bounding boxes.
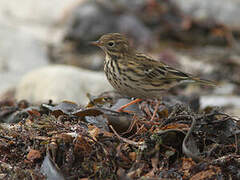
[117,98,143,112]
[150,99,160,121]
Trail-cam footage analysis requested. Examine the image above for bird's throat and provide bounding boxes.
[105,53,122,63]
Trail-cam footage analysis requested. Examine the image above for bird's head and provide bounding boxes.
[90,33,132,56]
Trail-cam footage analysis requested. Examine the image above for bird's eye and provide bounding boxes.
[108,41,115,47]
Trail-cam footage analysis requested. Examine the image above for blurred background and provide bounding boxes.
[0,0,240,115]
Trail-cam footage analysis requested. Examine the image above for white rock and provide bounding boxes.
[213,82,236,95]
[15,65,113,105]
[201,95,240,108]
[0,22,48,93]
[0,0,82,94]
[0,0,78,25]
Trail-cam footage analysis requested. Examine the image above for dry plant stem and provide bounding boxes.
[134,124,145,135]
[150,100,160,121]
[121,114,138,135]
[141,102,152,117]
[141,120,161,126]
[235,133,238,154]
[182,115,202,162]
[117,98,142,112]
[109,125,141,147]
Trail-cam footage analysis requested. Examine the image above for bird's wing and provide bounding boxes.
[123,53,216,88]
[134,53,192,82]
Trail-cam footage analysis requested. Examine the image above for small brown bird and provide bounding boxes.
[91,33,215,112]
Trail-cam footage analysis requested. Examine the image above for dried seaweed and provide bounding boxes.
[0,96,240,179]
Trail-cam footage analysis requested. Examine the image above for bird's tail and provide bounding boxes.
[191,77,217,86]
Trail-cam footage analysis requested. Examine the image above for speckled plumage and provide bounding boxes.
[92,33,215,99]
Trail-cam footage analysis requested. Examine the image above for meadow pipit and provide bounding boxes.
[91,33,215,112]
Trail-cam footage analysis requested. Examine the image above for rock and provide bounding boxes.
[213,82,236,95]
[200,95,240,117]
[0,22,48,94]
[15,65,113,105]
[0,0,77,25]
[171,0,240,30]
[200,95,240,108]
[0,0,78,94]
[63,0,152,46]
[50,0,153,70]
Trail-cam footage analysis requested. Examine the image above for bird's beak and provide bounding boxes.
[89,40,101,46]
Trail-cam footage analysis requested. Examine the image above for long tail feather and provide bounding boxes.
[191,77,217,86]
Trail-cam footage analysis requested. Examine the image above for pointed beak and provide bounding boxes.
[89,40,101,46]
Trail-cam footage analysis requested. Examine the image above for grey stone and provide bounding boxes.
[15,65,113,105]
[64,0,152,44]
[171,0,240,30]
